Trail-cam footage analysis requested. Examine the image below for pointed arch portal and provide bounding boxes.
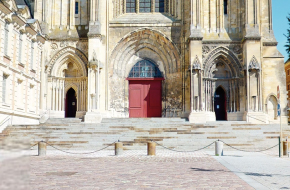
[46,47,88,118]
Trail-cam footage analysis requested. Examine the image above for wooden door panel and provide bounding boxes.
[149,89,161,107]
[129,84,143,118]
[129,89,142,108]
[147,81,162,117]
[129,80,162,118]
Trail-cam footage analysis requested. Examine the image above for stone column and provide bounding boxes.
[52,80,55,111]
[55,80,59,111]
[62,79,65,111]
[70,0,75,29]
[191,69,194,112]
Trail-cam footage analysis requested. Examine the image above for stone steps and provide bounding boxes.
[0,118,283,151]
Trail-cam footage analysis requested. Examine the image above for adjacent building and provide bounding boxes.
[0,0,45,130]
[285,58,290,122]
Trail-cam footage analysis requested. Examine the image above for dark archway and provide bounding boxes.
[214,87,227,120]
[65,88,77,118]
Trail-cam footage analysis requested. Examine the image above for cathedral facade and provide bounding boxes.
[0,0,287,126]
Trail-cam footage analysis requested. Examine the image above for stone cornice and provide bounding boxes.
[188,36,203,41]
[202,40,241,45]
[87,33,102,39]
[244,36,261,41]
[0,3,45,44]
[263,41,278,46]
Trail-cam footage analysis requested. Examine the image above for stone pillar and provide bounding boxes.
[38,141,46,156]
[188,27,216,123]
[215,141,223,156]
[147,141,156,156]
[61,80,65,111]
[52,81,55,111]
[115,142,123,156]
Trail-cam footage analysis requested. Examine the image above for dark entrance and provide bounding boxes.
[65,88,77,118]
[214,87,227,120]
[127,59,163,118]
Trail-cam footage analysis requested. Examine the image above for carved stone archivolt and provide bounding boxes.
[46,46,88,76]
[110,28,180,77]
[203,46,243,78]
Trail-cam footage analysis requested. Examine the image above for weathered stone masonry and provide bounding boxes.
[0,0,285,124]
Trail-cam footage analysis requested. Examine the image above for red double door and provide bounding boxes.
[129,79,162,118]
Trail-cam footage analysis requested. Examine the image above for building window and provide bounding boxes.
[288,70,290,75]
[30,42,34,70]
[139,0,151,13]
[128,60,163,78]
[224,0,228,14]
[18,34,22,63]
[75,2,79,14]
[29,84,35,110]
[2,74,7,103]
[126,0,136,13]
[4,22,9,56]
[126,0,164,13]
[17,79,24,106]
[155,0,164,12]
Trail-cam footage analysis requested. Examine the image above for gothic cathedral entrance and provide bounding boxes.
[214,87,227,120]
[65,88,77,117]
[127,60,163,118]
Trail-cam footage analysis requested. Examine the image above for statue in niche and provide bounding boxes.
[248,56,260,71]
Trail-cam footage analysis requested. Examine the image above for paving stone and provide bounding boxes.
[0,150,254,189]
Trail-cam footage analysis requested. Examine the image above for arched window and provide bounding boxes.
[155,0,165,12]
[224,0,228,14]
[128,60,163,78]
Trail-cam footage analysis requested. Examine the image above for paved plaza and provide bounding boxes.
[0,147,289,190]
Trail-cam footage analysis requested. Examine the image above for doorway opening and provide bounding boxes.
[127,59,163,118]
[214,87,227,120]
[65,88,77,118]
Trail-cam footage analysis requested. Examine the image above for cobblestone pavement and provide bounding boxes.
[0,150,254,190]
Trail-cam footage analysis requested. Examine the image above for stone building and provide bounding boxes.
[285,58,290,122]
[0,0,45,130]
[0,0,287,125]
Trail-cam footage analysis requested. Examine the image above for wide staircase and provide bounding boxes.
[1,118,289,152]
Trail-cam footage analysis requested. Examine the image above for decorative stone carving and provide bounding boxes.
[51,43,58,52]
[88,50,103,70]
[248,56,260,71]
[233,45,242,54]
[202,46,210,54]
[191,56,201,71]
